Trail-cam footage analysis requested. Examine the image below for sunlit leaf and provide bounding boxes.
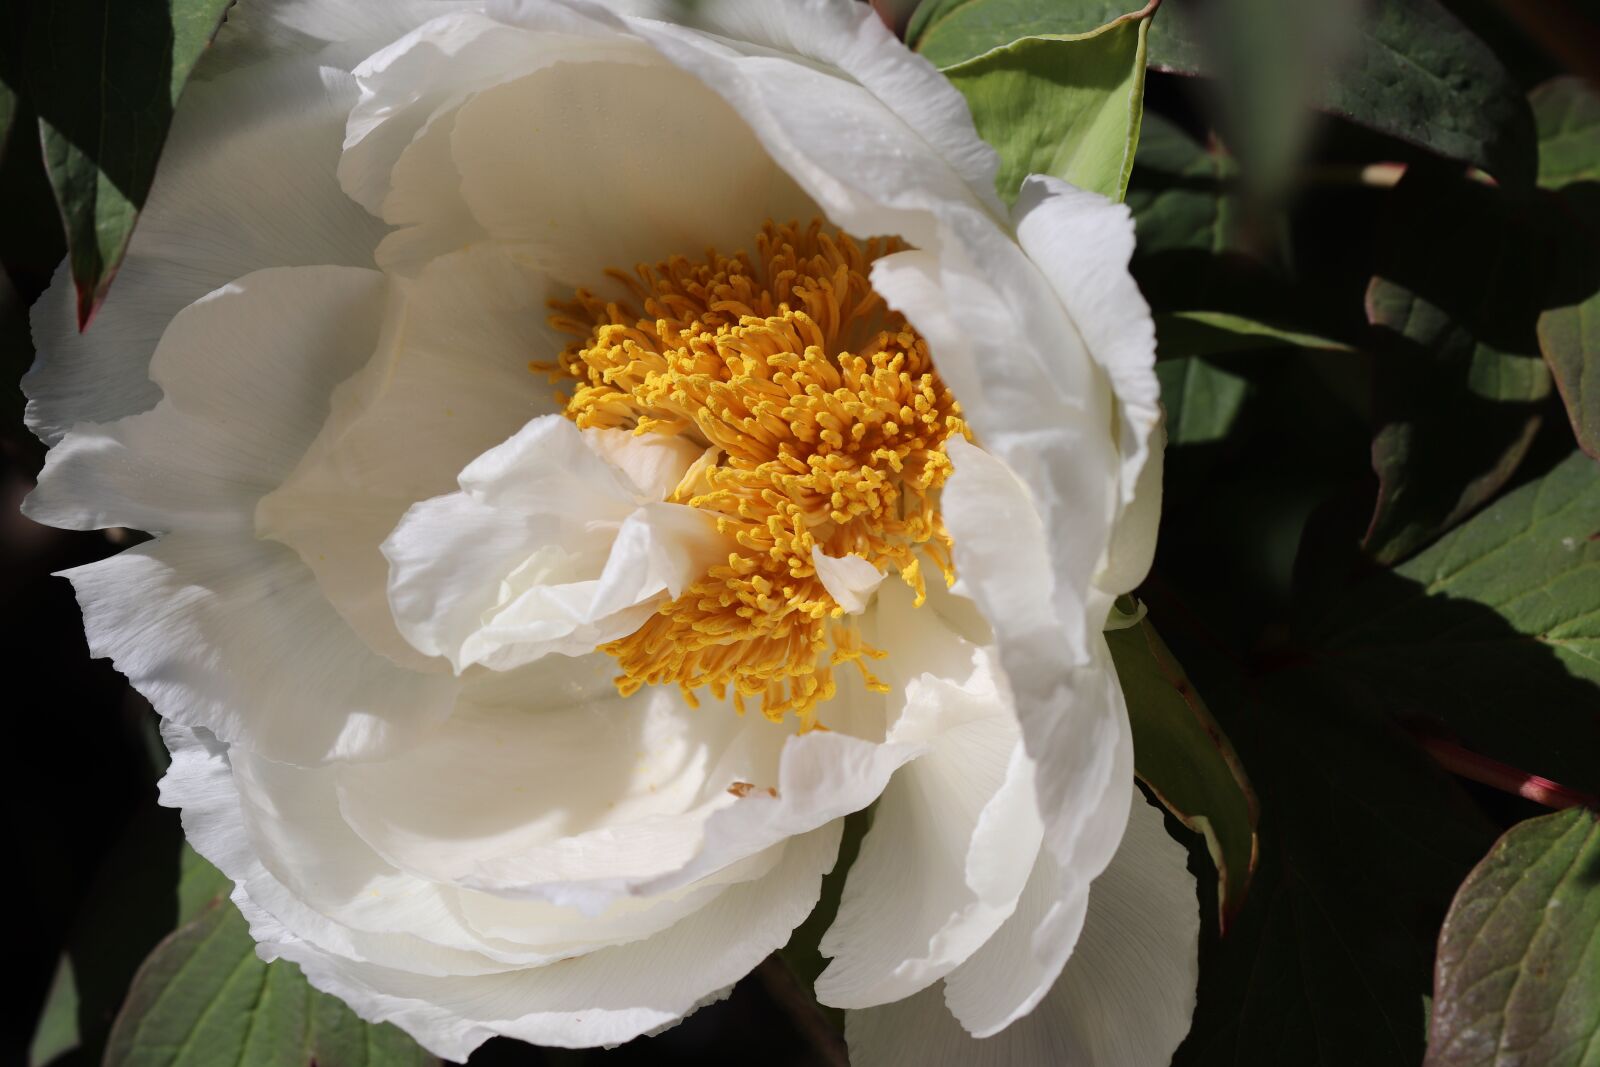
[941,6,1153,203]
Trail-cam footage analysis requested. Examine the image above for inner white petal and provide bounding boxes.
[381,414,723,674]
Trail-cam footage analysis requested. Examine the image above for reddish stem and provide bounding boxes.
[1418,736,1598,810]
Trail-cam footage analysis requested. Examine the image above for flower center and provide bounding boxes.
[542,219,967,727]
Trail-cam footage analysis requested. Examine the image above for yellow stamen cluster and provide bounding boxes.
[542,219,967,727]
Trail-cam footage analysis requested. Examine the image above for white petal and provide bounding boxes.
[70,535,458,765]
[334,653,790,897]
[940,440,1135,1033]
[816,580,1041,1008]
[381,415,722,672]
[26,58,384,444]
[582,428,706,502]
[255,244,559,668]
[338,9,641,216]
[203,1,482,76]
[1012,176,1163,598]
[845,794,1199,1066]
[553,0,1002,246]
[812,548,888,616]
[164,722,768,972]
[446,52,813,287]
[247,825,843,1061]
[27,266,387,535]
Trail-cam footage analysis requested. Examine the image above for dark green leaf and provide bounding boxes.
[1155,310,1352,361]
[1531,76,1600,191]
[28,805,199,1067]
[911,0,1535,185]
[1125,114,1280,317]
[0,80,16,156]
[778,806,871,1028]
[1107,618,1257,926]
[28,0,234,325]
[1531,77,1600,460]
[1171,670,1495,1067]
[1362,168,1585,564]
[941,8,1152,203]
[910,0,1201,72]
[1425,807,1600,1067]
[1155,356,1252,447]
[1318,451,1600,792]
[1540,293,1600,462]
[104,888,438,1067]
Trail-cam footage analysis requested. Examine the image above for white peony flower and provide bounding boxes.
[25,0,1196,1062]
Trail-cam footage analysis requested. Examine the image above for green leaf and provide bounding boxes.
[104,888,438,1067]
[1426,807,1600,1067]
[1107,618,1257,926]
[1156,356,1252,447]
[27,0,234,326]
[1531,76,1600,191]
[1363,168,1567,565]
[910,0,1535,185]
[1318,452,1600,793]
[940,8,1152,203]
[1155,310,1352,360]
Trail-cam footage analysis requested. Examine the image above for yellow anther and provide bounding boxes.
[543,218,968,726]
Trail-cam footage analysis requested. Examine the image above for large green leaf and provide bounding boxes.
[941,8,1152,203]
[27,0,234,325]
[910,0,1535,185]
[1317,452,1600,793]
[1425,807,1600,1067]
[1107,618,1257,926]
[104,885,437,1067]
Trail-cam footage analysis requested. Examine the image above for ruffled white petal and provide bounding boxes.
[26,58,384,444]
[382,415,722,672]
[940,439,1135,1034]
[844,794,1199,1067]
[605,0,995,252]
[28,266,386,534]
[1012,176,1163,599]
[69,535,459,765]
[247,825,842,1061]
[445,51,813,287]
[812,548,887,615]
[205,0,485,76]
[338,8,640,217]
[255,244,559,668]
[816,580,1041,1008]
[334,652,788,897]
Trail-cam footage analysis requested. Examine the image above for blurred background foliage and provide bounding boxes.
[4,0,1599,1064]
